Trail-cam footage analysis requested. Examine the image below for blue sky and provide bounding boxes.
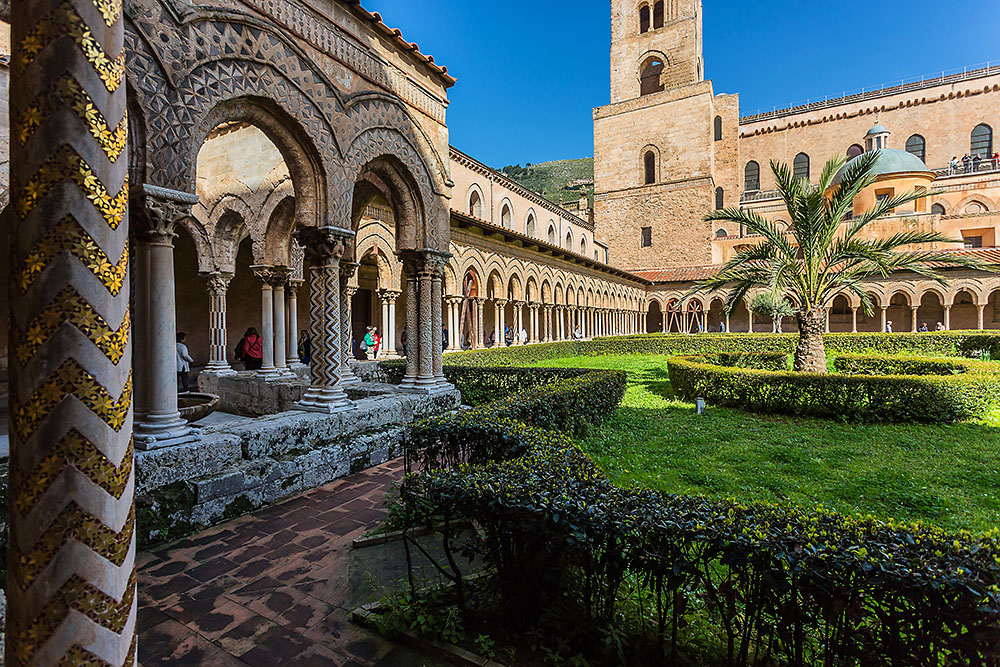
[363,0,999,169]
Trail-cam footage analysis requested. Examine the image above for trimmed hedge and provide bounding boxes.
[669,354,1000,423]
[833,353,996,377]
[404,368,626,472]
[401,405,1000,665]
[441,331,1000,367]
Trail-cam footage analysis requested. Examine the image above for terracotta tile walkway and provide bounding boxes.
[138,459,448,666]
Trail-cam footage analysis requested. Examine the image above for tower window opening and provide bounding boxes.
[640,57,665,96]
[847,144,864,159]
[972,123,993,160]
[793,152,810,181]
[641,226,653,247]
[644,151,656,184]
[653,0,664,28]
[715,187,725,210]
[744,161,760,191]
[639,4,650,33]
[906,134,926,163]
[714,116,723,141]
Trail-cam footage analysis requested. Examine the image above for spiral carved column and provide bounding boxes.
[8,0,136,658]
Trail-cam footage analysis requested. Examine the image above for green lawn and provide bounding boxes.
[531,354,1000,534]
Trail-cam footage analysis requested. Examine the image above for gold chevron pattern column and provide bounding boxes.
[9,0,135,660]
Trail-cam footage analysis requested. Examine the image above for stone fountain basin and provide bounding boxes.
[178,392,220,424]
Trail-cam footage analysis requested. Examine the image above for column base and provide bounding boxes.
[296,386,354,414]
[135,413,196,450]
[202,363,237,377]
[257,367,283,381]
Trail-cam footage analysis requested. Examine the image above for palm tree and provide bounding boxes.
[692,151,991,373]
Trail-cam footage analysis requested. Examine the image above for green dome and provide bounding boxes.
[866,124,889,137]
[832,149,930,186]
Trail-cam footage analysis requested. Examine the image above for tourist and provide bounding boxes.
[298,330,311,364]
[950,156,959,174]
[520,326,528,345]
[176,332,194,392]
[573,326,582,340]
[885,320,893,334]
[239,327,263,371]
[504,325,512,346]
[973,154,982,173]
[719,321,727,333]
[993,152,999,170]
[442,325,449,351]
[919,322,929,333]
[935,321,946,331]
[363,327,377,360]
[962,154,972,173]
[373,327,382,358]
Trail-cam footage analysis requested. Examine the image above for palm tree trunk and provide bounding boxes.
[794,308,827,374]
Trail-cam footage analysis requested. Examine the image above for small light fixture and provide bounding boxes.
[696,397,706,415]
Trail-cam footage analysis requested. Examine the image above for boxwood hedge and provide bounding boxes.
[441,331,1000,367]
[668,353,1000,423]
[400,370,1000,665]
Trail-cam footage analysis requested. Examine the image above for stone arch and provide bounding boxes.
[507,275,523,302]
[541,280,553,304]
[954,195,995,215]
[498,198,514,229]
[467,183,485,218]
[525,208,537,237]
[486,268,506,300]
[175,217,215,273]
[526,277,539,303]
[952,288,980,330]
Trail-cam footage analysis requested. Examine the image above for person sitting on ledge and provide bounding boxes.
[919,322,930,333]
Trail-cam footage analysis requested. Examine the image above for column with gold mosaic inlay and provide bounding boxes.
[8,0,135,659]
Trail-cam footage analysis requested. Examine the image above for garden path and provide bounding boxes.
[137,458,448,666]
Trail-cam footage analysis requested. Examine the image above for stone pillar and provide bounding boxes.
[881,307,888,332]
[340,263,359,387]
[398,252,441,391]
[418,261,437,388]
[978,304,986,330]
[725,312,731,333]
[448,297,463,351]
[475,298,485,349]
[748,310,754,333]
[296,228,354,413]
[287,280,303,367]
[272,269,291,377]
[8,0,137,654]
[401,264,420,383]
[133,243,151,422]
[203,273,236,375]
[851,308,858,333]
[429,254,450,387]
[529,304,539,343]
[944,305,952,330]
[825,307,832,334]
[515,302,525,345]
[252,266,281,380]
[381,290,400,357]
[911,306,918,333]
[134,189,197,448]
[495,299,508,346]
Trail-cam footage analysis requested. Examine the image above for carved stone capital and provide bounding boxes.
[295,227,354,265]
[379,289,402,304]
[251,264,289,287]
[340,261,359,280]
[140,184,198,244]
[202,272,234,294]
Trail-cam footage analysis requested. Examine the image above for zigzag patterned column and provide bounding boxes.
[8,0,136,659]
[340,264,360,386]
[296,228,353,413]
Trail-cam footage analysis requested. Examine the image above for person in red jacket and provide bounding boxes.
[238,327,263,371]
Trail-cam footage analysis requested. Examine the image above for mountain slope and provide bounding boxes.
[501,158,595,208]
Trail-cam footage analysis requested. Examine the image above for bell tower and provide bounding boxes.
[610,0,703,104]
[594,0,739,271]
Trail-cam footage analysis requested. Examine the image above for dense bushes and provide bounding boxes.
[401,412,1000,665]
[669,354,1000,423]
[404,368,626,472]
[833,353,995,377]
[441,331,1000,367]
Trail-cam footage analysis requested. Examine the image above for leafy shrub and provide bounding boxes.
[402,424,1000,666]
[668,354,1000,423]
[439,332,1000,368]
[832,353,997,377]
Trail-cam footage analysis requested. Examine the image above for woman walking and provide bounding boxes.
[239,327,263,370]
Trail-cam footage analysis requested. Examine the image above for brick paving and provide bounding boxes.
[138,459,448,666]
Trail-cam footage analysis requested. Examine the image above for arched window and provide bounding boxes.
[468,189,483,218]
[931,203,946,215]
[793,152,810,181]
[744,161,760,191]
[580,237,588,255]
[644,150,656,184]
[565,231,574,251]
[715,187,724,210]
[500,203,512,229]
[595,250,600,261]
[639,4,650,33]
[847,144,864,159]
[526,214,536,238]
[715,228,729,238]
[972,123,993,159]
[640,56,665,96]
[714,116,723,141]
[905,134,926,163]
[547,225,556,244]
[653,0,664,28]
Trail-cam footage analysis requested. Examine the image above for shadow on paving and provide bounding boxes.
[136,458,453,666]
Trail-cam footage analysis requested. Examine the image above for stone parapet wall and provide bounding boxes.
[135,389,462,546]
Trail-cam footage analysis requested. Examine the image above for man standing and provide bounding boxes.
[177,332,194,391]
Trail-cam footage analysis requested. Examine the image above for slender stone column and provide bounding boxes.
[252,266,281,380]
[881,307,888,332]
[911,306,918,333]
[340,263,359,387]
[428,253,451,387]
[135,189,196,448]
[401,264,420,384]
[271,268,292,377]
[381,290,401,356]
[725,312,731,333]
[295,228,354,413]
[748,310,755,333]
[416,258,438,389]
[825,307,832,334]
[978,304,986,330]
[287,280,303,367]
[530,304,540,343]
[203,273,236,375]
[445,297,462,351]
[559,307,566,340]
[134,243,151,422]
[944,305,952,330]
[475,298,485,349]
[8,0,136,654]
[851,307,858,333]
[514,302,524,345]
[495,299,507,346]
